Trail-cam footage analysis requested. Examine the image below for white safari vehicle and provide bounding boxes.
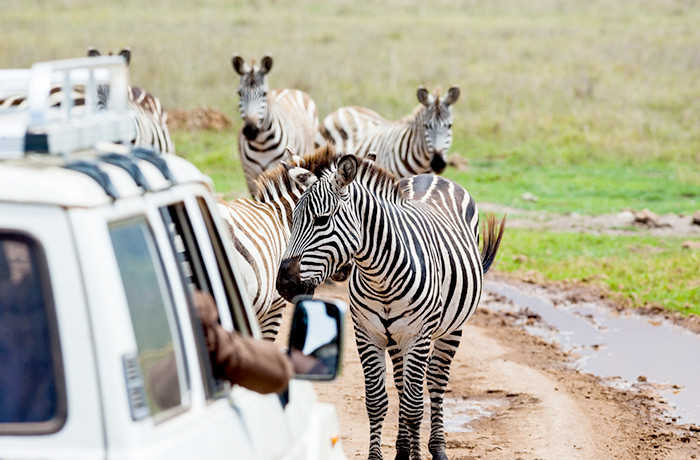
[0,56,347,460]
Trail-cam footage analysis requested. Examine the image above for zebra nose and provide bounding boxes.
[430,153,447,174]
[242,121,259,140]
[277,256,318,302]
[277,256,302,302]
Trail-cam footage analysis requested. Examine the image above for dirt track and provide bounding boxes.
[311,277,700,460]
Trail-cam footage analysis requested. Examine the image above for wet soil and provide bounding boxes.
[312,277,700,460]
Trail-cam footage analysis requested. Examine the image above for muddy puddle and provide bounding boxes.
[483,280,700,426]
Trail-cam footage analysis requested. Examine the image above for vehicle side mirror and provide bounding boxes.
[288,297,346,381]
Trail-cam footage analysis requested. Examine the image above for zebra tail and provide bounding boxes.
[480,213,506,275]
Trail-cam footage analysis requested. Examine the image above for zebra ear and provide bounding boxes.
[284,163,318,188]
[232,55,249,75]
[119,48,131,66]
[281,147,304,166]
[260,55,274,75]
[87,47,100,58]
[444,86,460,106]
[417,86,431,106]
[335,155,359,189]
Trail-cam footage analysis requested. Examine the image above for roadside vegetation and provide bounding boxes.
[4,0,699,315]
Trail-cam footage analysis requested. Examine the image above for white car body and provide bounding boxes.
[0,56,347,460]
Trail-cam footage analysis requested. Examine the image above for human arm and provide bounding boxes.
[194,291,292,394]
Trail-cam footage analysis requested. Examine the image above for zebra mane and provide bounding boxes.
[354,157,404,202]
[305,147,404,202]
[252,145,339,202]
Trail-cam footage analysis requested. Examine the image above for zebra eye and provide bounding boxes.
[314,215,330,226]
[262,91,268,97]
[447,123,453,129]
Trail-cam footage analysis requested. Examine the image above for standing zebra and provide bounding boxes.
[217,146,350,341]
[276,152,505,460]
[87,47,175,154]
[232,54,319,196]
[319,85,460,178]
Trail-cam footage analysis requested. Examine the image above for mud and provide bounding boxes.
[311,277,700,460]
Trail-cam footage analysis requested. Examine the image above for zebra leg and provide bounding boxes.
[355,325,389,460]
[257,297,288,341]
[387,341,409,460]
[398,336,432,460]
[426,330,462,460]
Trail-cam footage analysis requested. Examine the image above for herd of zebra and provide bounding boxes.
[1,50,505,460]
[225,55,506,460]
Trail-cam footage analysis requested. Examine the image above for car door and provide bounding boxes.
[0,204,104,460]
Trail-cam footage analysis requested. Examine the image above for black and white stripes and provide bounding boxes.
[319,86,460,178]
[88,48,174,154]
[276,151,504,460]
[233,54,319,196]
[217,146,341,340]
[1,48,174,155]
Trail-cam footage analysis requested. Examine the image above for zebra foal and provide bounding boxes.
[217,146,350,340]
[319,85,460,178]
[232,54,319,196]
[276,151,505,460]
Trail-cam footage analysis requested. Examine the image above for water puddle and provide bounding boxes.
[484,280,700,425]
[442,397,504,432]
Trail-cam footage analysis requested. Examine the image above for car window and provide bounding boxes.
[161,202,226,398]
[110,218,188,418]
[0,233,65,433]
[195,197,253,335]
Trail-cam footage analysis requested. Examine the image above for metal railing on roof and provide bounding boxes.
[0,56,135,158]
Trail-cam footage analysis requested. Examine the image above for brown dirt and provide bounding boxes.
[480,203,700,239]
[166,106,233,131]
[310,279,700,460]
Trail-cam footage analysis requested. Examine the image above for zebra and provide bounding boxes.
[0,50,174,155]
[318,85,460,178]
[232,54,319,196]
[87,47,175,154]
[276,151,505,460]
[217,146,351,341]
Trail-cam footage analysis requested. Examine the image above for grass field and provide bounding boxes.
[4,0,700,314]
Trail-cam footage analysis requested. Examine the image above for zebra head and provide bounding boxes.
[416,85,460,174]
[232,54,273,141]
[276,154,362,302]
[87,47,131,109]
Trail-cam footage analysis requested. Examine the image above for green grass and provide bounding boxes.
[173,130,247,200]
[446,156,700,215]
[3,0,700,316]
[496,229,700,315]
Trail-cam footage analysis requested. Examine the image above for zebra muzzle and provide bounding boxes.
[242,121,259,140]
[277,256,317,302]
[430,153,447,174]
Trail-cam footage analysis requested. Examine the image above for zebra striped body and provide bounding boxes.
[233,55,319,196]
[277,152,505,460]
[125,84,174,154]
[217,146,345,340]
[319,86,460,178]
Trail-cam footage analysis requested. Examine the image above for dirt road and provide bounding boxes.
[311,277,700,460]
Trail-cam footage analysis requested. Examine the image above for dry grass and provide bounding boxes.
[3,0,700,165]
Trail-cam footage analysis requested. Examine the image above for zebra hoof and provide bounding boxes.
[394,451,409,460]
[432,452,448,460]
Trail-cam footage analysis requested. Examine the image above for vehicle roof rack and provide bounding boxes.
[0,56,135,159]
